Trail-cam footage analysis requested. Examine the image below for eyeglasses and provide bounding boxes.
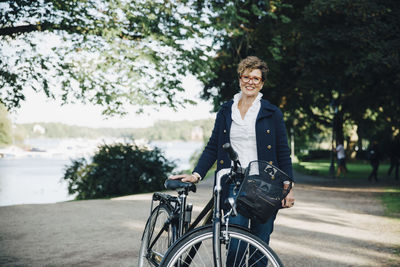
[240,75,263,85]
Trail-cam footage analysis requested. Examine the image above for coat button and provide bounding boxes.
[267,145,272,150]
[223,129,227,133]
[269,161,273,165]
[266,129,271,134]
[220,160,224,165]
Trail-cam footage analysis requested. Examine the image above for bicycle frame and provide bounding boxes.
[213,170,223,267]
[143,143,251,267]
[143,186,214,266]
[212,166,244,267]
[146,143,287,267]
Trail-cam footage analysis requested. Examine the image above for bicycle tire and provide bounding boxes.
[138,204,173,267]
[160,225,283,267]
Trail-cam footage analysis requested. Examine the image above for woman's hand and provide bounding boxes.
[169,174,199,183]
[282,188,295,208]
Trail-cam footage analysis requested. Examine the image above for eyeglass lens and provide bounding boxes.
[241,76,262,84]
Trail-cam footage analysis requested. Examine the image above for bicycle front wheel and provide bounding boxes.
[160,225,283,267]
[138,204,173,267]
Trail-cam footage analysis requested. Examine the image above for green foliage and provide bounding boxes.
[297,0,400,143]
[4,0,399,153]
[0,103,12,146]
[131,119,214,141]
[1,0,212,115]
[63,142,176,200]
[15,122,128,139]
[197,0,305,110]
[196,0,399,151]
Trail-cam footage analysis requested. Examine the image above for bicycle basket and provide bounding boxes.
[236,160,293,223]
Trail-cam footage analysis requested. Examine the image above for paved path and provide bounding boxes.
[0,173,399,266]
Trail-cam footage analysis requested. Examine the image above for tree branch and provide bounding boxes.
[0,24,49,36]
[304,106,332,127]
[0,23,143,41]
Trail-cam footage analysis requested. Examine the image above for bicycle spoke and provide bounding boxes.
[138,204,173,267]
[161,226,283,267]
[247,249,267,267]
[238,241,248,267]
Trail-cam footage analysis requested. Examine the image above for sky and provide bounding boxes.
[10,75,216,128]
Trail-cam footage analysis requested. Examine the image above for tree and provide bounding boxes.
[195,0,321,149]
[0,0,211,115]
[0,103,12,146]
[196,0,399,152]
[196,0,301,110]
[296,0,400,147]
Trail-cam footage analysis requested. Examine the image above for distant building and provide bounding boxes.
[33,124,46,135]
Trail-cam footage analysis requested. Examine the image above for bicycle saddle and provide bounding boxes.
[164,179,197,193]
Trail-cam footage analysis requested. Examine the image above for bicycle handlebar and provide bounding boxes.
[222,143,245,181]
[222,143,239,163]
[164,179,197,193]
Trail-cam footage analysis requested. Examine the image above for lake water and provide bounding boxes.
[0,139,203,206]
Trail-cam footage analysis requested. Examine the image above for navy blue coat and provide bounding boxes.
[193,99,293,180]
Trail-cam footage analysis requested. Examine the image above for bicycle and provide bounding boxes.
[138,143,292,266]
[138,170,214,266]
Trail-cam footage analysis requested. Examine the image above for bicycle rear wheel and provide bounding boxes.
[138,204,173,267]
[160,225,283,267]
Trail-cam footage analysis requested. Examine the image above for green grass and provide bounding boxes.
[295,159,400,218]
[293,159,390,179]
[381,188,400,219]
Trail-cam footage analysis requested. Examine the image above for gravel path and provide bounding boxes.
[0,172,399,266]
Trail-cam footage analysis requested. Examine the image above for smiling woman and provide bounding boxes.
[168,56,295,265]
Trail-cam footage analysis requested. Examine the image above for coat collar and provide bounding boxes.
[257,99,276,120]
[220,98,277,127]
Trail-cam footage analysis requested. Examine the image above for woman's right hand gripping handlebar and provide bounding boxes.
[168,172,201,184]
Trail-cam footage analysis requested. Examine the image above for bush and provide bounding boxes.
[63,142,176,200]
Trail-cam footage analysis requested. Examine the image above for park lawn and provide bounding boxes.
[381,188,400,219]
[294,159,399,218]
[293,159,390,180]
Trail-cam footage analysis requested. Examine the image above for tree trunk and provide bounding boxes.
[334,111,344,146]
[356,124,364,159]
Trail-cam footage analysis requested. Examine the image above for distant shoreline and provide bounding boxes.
[11,119,214,143]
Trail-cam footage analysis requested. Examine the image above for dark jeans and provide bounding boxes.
[225,184,277,266]
[368,161,379,181]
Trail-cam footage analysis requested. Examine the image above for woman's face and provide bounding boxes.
[239,68,264,98]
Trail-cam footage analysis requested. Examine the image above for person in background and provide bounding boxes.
[169,56,294,266]
[368,140,381,182]
[387,136,399,180]
[335,143,347,177]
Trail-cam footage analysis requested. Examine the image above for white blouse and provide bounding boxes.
[230,92,262,168]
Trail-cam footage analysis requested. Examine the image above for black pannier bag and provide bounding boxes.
[235,160,293,223]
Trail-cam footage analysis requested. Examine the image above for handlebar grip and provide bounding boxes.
[222,143,239,162]
[164,179,197,193]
